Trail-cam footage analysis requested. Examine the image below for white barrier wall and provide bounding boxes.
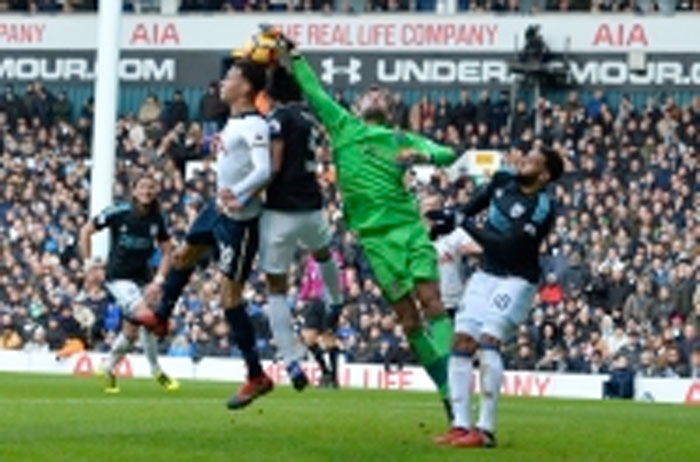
[1,351,698,405]
[0,14,699,52]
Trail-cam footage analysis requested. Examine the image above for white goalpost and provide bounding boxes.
[88,0,122,260]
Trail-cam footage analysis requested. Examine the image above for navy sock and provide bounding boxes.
[155,267,194,320]
[329,346,340,378]
[225,305,263,379]
[309,343,329,374]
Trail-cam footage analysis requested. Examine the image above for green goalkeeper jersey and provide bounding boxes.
[291,56,455,233]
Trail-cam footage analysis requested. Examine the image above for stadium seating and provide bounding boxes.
[0,76,697,377]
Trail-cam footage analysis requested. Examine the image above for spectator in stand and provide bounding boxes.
[198,81,227,139]
[510,343,537,370]
[690,346,700,378]
[623,278,654,325]
[23,326,50,353]
[409,95,434,133]
[539,273,564,306]
[0,86,696,376]
[434,96,452,131]
[165,90,189,129]
[138,93,162,126]
[586,90,606,120]
[586,350,609,374]
[392,92,409,130]
[636,350,656,377]
[511,100,532,141]
[475,90,492,127]
[52,91,73,123]
[0,313,22,349]
[666,345,690,377]
[450,90,476,135]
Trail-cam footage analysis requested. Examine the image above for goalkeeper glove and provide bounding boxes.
[425,209,456,241]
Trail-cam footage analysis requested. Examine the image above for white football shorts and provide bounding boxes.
[105,280,144,315]
[259,209,331,274]
[455,270,536,342]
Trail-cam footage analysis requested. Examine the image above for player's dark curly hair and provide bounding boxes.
[266,66,302,103]
[234,59,268,94]
[541,146,564,182]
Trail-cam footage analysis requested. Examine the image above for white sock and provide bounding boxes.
[105,332,133,375]
[449,353,473,429]
[317,258,342,305]
[477,348,504,433]
[140,327,162,376]
[266,294,302,366]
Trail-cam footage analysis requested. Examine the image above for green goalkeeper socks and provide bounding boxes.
[407,328,449,400]
[429,313,454,357]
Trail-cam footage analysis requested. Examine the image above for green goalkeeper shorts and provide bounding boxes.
[359,221,438,304]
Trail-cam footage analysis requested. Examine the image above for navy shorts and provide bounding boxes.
[303,300,327,331]
[186,203,259,282]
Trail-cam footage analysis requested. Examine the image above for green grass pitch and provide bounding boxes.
[0,373,698,462]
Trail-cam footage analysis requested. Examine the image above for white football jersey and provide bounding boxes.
[216,111,271,220]
[434,227,473,309]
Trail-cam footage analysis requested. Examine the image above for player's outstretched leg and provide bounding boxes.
[103,323,138,394]
[132,243,208,336]
[224,283,274,410]
[434,333,477,446]
[139,327,180,392]
[415,281,453,358]
[393,296,449,416]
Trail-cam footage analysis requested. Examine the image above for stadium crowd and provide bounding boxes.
[0,0,698,13]
[0,79,698,378]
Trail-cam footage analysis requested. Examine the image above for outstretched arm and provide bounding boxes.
[458,170,515,217]
[290,55,358,135]
[462,211,554,261]
[397,131,456,167]
[79,221,96,264]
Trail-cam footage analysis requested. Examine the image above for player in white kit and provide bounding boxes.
[421,194,481,319]
[134,60,274,410]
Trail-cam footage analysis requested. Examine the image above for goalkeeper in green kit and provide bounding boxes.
[260,27,456,419]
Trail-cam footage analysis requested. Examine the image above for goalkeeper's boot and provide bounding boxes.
[156,372,180,392]
[226,374,274,410]
[104,372,120,394]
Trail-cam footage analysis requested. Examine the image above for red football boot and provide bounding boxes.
[451,428,497,448]
[130,307,168,337]
[226,374,274,410]
[433,427,469,446]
